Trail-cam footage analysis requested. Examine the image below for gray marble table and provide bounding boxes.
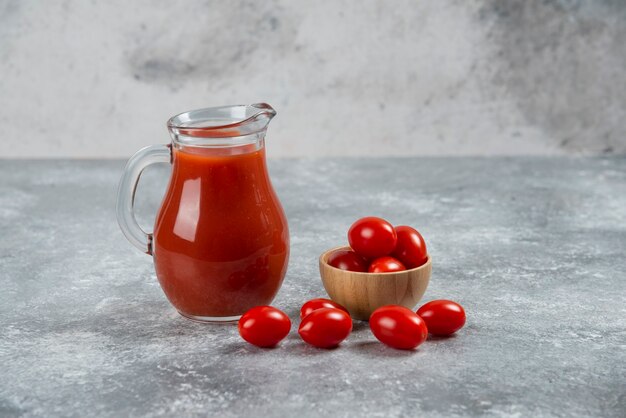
[1,158,625,417]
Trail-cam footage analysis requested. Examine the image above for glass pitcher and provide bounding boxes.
[116,104,289,322]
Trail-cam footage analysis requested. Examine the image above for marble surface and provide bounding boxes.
[0,158,625,417]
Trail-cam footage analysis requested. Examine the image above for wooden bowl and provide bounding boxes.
[319,246,431,321]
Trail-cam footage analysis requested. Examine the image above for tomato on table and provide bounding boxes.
[369,305,428,350]
[417,300,466,336]
[348,217,397,258]
[298,308,352,348]
[238,306,291,348]
[300,298,349,318]
[392,226,428,269]
[368,256,406,273]
[327,249,369,272]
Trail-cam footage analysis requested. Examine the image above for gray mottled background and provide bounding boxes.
[1,0,625,158]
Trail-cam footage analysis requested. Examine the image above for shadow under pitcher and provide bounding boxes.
[116,104,290,323]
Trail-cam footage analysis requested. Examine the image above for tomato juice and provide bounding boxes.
[153,144,289,318]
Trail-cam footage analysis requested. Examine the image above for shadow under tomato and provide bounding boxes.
[427,334,458,342]
[218,334,341,356]
[287,333,344,352]
[289,342,342,354]
[217,341,280,356]
[350,320,370,332]
[348,340,421,357]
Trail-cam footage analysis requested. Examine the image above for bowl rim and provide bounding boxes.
[319,245,431,276]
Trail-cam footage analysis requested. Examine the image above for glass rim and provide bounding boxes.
[167,103,276,135]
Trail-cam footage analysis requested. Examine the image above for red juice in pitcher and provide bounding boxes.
[116,104,289,322]
[153,145,289,319]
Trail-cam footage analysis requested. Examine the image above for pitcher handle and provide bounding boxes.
[116,144,171,255]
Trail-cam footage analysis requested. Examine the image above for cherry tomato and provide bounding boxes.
[417,300,466,336]
[368,256,406,273]
[298,308,352,348]
[327,249,368,272]
[369,305,428,350]
[348,217,397,258]
[300,298,349,318]
[392,226,428,269]
[238,306,291,348]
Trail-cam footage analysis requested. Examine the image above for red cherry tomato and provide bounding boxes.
[238,306,291,348]
[327,249,368,272]
[417,300,466,336]
[369,305,428,350]
[298,308,352,348]
[368,256,406,273]
[300,298,349,318]
[348,217,397,258]
[392,226,428,269]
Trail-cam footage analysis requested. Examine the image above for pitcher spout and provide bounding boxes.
[249,103,277,128]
